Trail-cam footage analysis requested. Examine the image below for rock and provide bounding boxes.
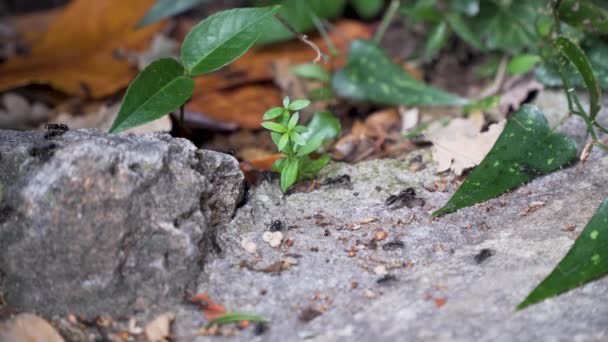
[175,138,608,340]
[0,313,64,342]
[0,129,244,319]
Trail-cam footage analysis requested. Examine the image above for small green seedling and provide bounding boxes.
[262,97,339,192]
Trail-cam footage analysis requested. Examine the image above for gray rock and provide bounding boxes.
[0,129,244,319]
[169,94,608,341]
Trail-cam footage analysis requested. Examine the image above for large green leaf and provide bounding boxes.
[181,6,280,75]
[331,40,468,106]
[557,0,608,33]
[432,105,577,217]
[517,197,608,310]
[109,58,194,134]
[536,38,608,91]
[555,36,602,119]
[257,0,347,44]
[137,0,207,28]
[469,0,542,51]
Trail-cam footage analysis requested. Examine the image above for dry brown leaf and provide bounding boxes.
[0,0,162,98]
[187,84,282,129]
[428,116,505,175]
[144,312,175,342]
[0,313,64,342]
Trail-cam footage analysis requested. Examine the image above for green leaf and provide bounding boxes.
[281,158,300,192]
[137,0,207,28]
[300,111,341,147]
[350,0,384,19]
[288,99,311,111]
[263,107,284,120]
[181,6,280,75]
[261,121,287,133]
[506,54,541,76]
[278,133,289,151]
[292,63,330,82]
[301,154,330,176]
[109,58,194,134]
[332,40,468,106]
[308,86,334,101]
[445,13,484,51]
[536,37,608,90]
[423,22,450,61]
[208,312,268,326]
[432,105,577,217]
[287,112,299,129]
[283,96,291,108]
[517,197,608,310]
[257,0,347,44]
[470,0,541,51]
[290,131,306,146]
[400,0,442,24]
[557,0,608,33]
[294,125,308,133]
[273,157,287,172]
[555,36,602,119]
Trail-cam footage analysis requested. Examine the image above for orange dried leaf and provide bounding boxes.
[187,85,283,129]
[190,292,228,321]
[0,0,162,98]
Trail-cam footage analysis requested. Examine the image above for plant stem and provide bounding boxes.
[275,13,325,63]
[373,0,400,45]
[311,13,338,57]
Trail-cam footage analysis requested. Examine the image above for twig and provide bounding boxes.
[275,14,325,63]
[477,56,508,99]
[373,0,401,45]
[311,13,338,57]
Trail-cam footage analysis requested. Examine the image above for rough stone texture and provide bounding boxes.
[169,91,608,341]
[0,129,244,319]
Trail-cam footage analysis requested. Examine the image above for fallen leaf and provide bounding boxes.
[144,312,175,342]
[191,292,228,320]
[0,313,64,342]
[187,85,282,129]
[0,0,163,98]
[428,116,505,175]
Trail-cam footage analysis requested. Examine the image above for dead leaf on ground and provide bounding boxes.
[499,77,543,114]
[0,313,64,342]
[144,312,175,342]
[191,292,228,321]
[332,108,401,161]
[0,0,163,98]
[427,115,505,175]
[187,84,283,129]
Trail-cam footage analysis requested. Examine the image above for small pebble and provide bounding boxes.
[262,231,283,248]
